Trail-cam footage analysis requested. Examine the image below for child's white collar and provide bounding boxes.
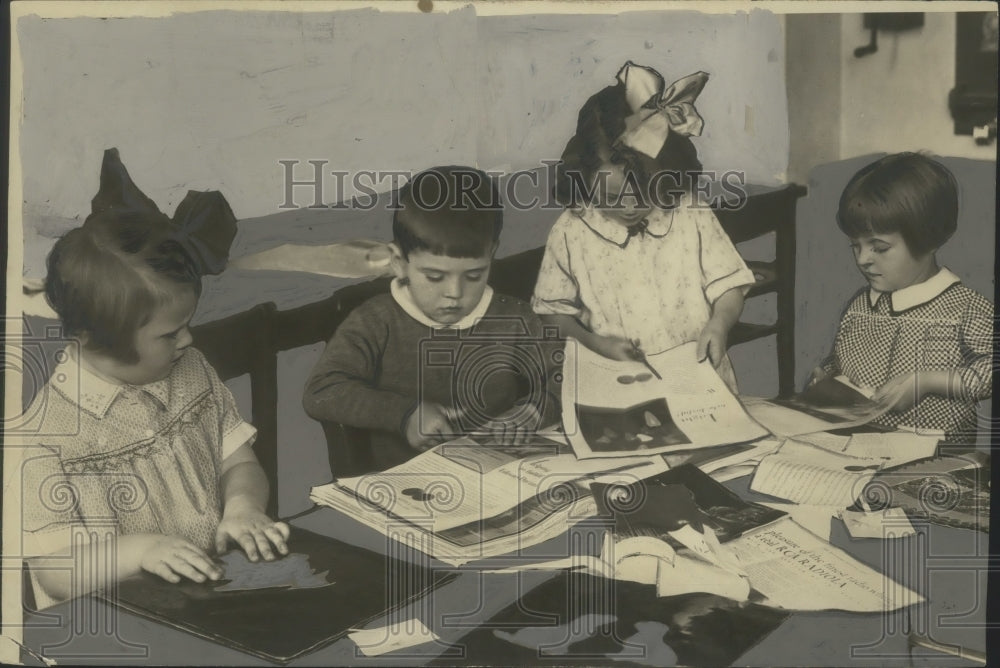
[390,278,493,330]
[51,345,173,417]
[574,203,676,246]
[868,267,961,311]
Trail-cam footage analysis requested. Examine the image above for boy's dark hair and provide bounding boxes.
[392,166,503,259]
[837,152,959,256]
[555,84,703,209]
[45,209,201,364]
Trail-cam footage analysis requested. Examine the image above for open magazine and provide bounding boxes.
[310,435,669,566]
[741,375,890,437]
[561,340,768,459]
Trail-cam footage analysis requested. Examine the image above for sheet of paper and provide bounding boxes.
[750,440,877,507]
[841,508,916,539]
[480,554,610,575]
[760,502,839,541]
[349,619,440,657]
[792,432,852,452]
[742,379,887,436]
[727,518,924,612]
[562,340,766,459]
[699,438,783,481]
[657,553,751,601]
[708,464,758,482]
[843,432,940,467]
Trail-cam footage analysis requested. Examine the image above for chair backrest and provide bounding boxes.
[190,302,279,515]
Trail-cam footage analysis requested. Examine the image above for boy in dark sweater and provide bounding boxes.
[303,166,560,472]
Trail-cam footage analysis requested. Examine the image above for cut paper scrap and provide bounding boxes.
[611,533,750,602]
[349,619,441,657]
[228,240,393,278]
[605,621,678,666]
[494,613,617,655]
[212,551,333,592]
[841,508,916,539]
[760,502,839,541]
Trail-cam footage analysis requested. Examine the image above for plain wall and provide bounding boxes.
[17,7,788,228]
[787,11,997,182]
[840,12,997,162]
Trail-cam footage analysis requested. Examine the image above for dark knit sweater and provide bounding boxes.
[303,292,561,470]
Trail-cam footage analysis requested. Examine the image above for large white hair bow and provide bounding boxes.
[615,61,709,159]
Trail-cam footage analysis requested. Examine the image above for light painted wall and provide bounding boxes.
[785,14,841,185]
[17,8,483,223]
[16,7,789,226]
[477,10,789,183]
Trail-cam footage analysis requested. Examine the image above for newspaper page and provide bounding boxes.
[562,341,768,458]
[728,518,924,612]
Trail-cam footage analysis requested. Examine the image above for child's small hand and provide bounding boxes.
[485,402,543,446]
[139,534,224,584]
[405,402,455,450]
[589,335,637,362]
[696,323,728,368]
[807,366,830,388]
[872,372,921,413]
[215,509,291,562]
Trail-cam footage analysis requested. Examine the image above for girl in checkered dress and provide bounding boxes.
[812,153,994,447]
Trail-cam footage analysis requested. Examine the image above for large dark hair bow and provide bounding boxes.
[90,148,238,275]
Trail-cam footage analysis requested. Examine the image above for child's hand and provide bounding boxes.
[139,534,224,584]
[872,372,921,412]
[215,509,291,562]
[485,402,543,446]
[696,323,728,368]
[589,335,637,362]
[405,402,455,450]
[807,366,830,388]
[873,371,954,413]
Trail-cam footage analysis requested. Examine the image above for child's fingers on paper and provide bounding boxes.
[250,529,277,561]
[232,531,262,562]
[271,521,291,541]
[695,333,710,362]
[168,557,211,583]
[265,524,290,555]
[146,561,182,584]
[179,545,224,579]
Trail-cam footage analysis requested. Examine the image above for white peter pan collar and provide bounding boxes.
[574,204,675,247]
[51,346,173,417]
[390,278,493,330]
[868,267,961,311]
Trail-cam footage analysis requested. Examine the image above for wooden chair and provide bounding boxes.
[714,183,807,398]
[190,302,280,516]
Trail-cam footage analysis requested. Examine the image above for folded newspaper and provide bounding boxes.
[561,341,768,459]
[310,435,669,565]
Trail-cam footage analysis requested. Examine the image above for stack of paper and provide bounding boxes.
[310,437,669,566]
